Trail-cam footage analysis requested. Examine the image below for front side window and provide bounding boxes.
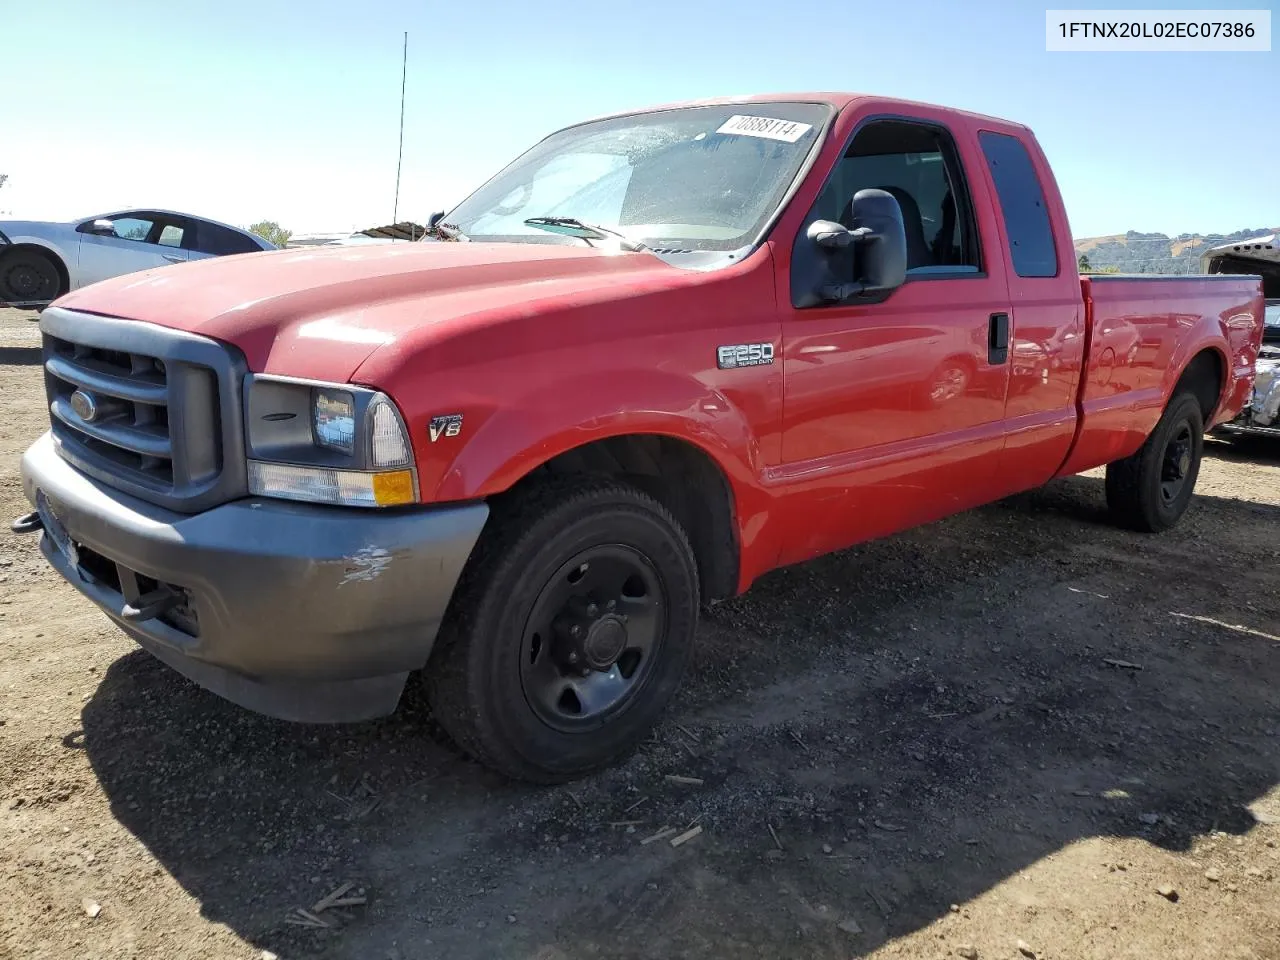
[443,102,831,258]
[812,119,982,275]
[107,216,155,242]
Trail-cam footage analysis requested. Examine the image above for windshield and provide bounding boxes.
[1266,301,1279,327]
[442,102,831,259]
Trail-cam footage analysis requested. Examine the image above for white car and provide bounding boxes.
[0,209,275,307]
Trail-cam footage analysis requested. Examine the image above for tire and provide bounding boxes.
[0,249,64,306]
[1105,392,1204,533]
[425,479,700,783]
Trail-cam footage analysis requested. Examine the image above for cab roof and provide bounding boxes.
[574,92,1029,133]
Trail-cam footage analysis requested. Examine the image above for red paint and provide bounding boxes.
[52,94,1267,596]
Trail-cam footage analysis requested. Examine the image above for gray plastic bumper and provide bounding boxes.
[18,432,488,722]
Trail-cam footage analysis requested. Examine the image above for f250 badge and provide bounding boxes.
[428,414,463,442]
[717,342,775,369]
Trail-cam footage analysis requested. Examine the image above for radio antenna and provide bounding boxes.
[393,30,408,226]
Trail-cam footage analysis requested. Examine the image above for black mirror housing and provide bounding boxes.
[85,219,116,236]
[846,188,907,294]
[792,189,909,308]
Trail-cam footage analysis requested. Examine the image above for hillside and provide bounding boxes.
[1074,227,1278,274]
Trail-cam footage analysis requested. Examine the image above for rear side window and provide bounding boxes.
[979,132,1058,278]
[196,223,265,256]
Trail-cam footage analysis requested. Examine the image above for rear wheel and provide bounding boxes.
[0,249,64,306]
[1105,392,1204,532]
[425,479,700,783]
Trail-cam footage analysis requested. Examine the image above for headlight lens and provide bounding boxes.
[313,389,356,455]
[245,375,419,508]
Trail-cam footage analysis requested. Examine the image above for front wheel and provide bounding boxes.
[425,480,700,783]
[0,249,64,306]
[1105,392,1204,532]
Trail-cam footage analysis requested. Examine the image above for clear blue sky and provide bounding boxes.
[3,0,1275,238]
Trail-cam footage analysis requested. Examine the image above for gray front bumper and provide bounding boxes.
[19,432,488,722]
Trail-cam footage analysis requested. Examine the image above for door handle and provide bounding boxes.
[988,312,1010,364]
[162,254,184,263]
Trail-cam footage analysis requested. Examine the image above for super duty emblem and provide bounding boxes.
[717,342,775,369]
[428,414,463,442]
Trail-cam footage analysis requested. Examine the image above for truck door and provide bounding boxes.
[777,114,1014,563]
[974,130,1085,492]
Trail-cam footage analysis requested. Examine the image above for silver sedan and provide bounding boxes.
[0,209,275,306]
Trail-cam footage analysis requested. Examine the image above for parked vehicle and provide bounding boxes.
[12,94,1267,782]
[1201,236,1280,438]
[0,209,274,306]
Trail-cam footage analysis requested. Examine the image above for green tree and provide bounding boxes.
[1077,253,1092,272]
[248,220,292,248]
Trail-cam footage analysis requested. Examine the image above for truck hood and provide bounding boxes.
[53,241,681,382]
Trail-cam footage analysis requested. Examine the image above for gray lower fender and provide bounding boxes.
[19,432,489,722]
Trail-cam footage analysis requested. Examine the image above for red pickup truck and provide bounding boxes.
[14,93,1266,782]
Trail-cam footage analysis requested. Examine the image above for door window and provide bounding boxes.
[107,217,156,242]
[158,224,185,247]
[813,120,982,275]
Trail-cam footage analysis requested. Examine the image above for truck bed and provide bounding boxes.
[1057,273,1265,476]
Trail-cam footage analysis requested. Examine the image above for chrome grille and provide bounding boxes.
[40,307,249,513]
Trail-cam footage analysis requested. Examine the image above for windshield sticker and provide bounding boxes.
[715,115,813,143]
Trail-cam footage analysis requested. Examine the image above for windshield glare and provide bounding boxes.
[443,103,831,256]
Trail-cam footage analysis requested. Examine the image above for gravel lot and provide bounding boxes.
[1,304,1278,960]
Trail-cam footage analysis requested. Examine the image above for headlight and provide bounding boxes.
[313,389,355,454]
[244,375,418,508]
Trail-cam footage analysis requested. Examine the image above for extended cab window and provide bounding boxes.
[978,131,1058,278]
[814,119,981,275]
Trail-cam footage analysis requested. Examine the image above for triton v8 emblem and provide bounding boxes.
[69,390,99,423]
[428,413,463,442]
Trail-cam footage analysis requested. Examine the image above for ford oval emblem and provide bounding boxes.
[70,390,99,423]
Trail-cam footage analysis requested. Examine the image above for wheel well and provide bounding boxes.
[512,435,740,603]
[1173,349,1223,423]
[0,244,69,297]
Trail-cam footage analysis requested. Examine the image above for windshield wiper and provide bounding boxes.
[431,221,469,241]
[523,217,650,252]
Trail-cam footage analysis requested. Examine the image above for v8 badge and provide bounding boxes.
[428,413,463,442]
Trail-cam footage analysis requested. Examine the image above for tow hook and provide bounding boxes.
[11,511,44,534]
[121,587,183,623]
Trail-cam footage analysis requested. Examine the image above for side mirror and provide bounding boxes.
[87,219,116,236]
[427,211,445,229]
[847,188,907,294]
[803,189,908,303]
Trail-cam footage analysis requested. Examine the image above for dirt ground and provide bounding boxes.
[1,304,1278,960]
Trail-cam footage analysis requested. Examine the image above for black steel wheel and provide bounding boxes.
[520,544,666,731]
[1105,391,1204,532]
[0,249,63,306]
[426,479,699,783]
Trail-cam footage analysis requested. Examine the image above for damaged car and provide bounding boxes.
[1202,234,1280,439]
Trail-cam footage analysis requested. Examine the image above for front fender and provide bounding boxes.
[429,368,764,503]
